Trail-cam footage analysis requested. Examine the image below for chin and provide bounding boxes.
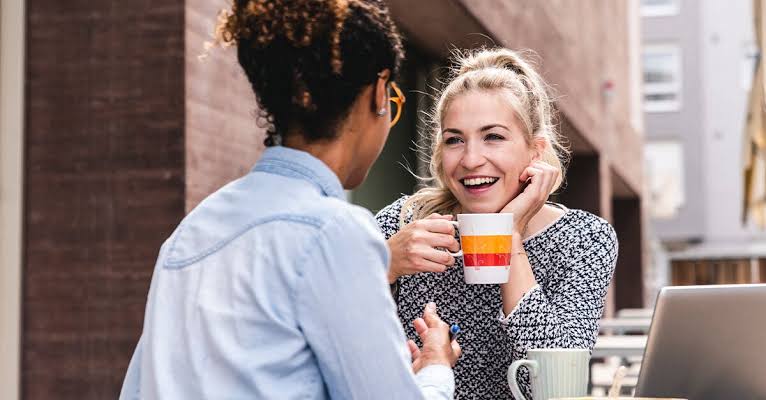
[460,201,505,214]
[343,170,368,190]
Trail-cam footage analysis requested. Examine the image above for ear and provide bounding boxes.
[373,69,391,114]
[530,135,548,162]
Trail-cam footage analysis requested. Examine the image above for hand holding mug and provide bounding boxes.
[500,161,560,234]
[387,213,460,283]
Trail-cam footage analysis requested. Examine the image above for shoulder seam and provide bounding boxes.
[164,214,325,269]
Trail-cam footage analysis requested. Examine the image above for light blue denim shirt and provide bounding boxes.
[119,146,454,399]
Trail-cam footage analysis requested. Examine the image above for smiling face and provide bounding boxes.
[439,89,538,214]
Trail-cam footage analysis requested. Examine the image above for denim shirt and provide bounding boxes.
[119,146,454,399]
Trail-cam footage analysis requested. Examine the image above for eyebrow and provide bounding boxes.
[442,124,510,134]
[479,124,510,132]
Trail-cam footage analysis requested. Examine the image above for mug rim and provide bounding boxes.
[456,212,513,217]
[526,348,589,353]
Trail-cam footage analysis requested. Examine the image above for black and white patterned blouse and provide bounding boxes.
[375,196,618,400]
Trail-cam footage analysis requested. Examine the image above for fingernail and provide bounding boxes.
[426,302,436,312]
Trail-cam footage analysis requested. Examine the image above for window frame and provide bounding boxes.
[640,0,681,17]
[643,43,683,112]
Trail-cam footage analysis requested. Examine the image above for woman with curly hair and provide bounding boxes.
[119,1,460,399]
[375,47,618,399]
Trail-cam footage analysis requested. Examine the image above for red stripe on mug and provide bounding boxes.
[463,253,511,267]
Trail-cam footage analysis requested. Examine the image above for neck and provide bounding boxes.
[523,203,566,239]
[282,128,354,189]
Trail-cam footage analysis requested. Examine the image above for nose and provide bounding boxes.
[459,141,486,170]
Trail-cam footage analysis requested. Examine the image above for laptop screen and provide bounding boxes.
[635,284,766,399]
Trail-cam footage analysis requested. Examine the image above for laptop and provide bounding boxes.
[635,284,766,399]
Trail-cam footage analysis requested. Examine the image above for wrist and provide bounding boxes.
[420,353,452,368]
[511,230,524,249]
[387,269,398,284]
[513,222,527,235]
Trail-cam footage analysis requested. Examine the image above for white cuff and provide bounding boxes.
[498,284,541,324]
[415,364,455,399]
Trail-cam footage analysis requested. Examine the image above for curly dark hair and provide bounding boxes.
[215,0,405,146]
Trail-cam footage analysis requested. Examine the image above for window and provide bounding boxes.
[641,0,680,17]
[643,44,682,112]
[645,140,685,219]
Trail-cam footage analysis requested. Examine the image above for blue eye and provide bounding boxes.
[445,136,464,145]
[485,133,505,141]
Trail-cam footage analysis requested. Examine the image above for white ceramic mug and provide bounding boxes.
[445,213,514,284]
[508,348,590,400]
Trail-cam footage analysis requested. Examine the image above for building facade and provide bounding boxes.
[641,0,766,291]
[0,1,645,398]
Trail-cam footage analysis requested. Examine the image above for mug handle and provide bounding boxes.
[507,359,538,400]
[446,221,462,257]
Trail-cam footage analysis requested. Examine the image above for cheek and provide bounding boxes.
[441,153,459,177]
[496,146,532,177]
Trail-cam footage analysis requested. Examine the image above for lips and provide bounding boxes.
[460,176,499,195]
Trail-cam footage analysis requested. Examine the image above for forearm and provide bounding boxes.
[500,286,599,352]
[500,231,538,315]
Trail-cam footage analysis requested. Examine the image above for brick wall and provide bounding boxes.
[25,1,185,398]
[24,1,265,397]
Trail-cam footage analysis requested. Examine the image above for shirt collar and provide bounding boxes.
[252,146,346,201]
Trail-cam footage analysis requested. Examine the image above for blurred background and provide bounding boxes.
[1,0,765,398]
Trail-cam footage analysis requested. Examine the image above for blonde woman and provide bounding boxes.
[375,48,618,399]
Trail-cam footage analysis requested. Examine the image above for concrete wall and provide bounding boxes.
[1,1,25,398]
[185,0,263,212]
[700,0,760,243]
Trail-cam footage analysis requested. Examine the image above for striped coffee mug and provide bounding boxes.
[447,213,514,284]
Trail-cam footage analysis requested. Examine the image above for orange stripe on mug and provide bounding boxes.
[460,235,512,254]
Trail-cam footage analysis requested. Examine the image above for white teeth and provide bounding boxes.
[462,177,498,186]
